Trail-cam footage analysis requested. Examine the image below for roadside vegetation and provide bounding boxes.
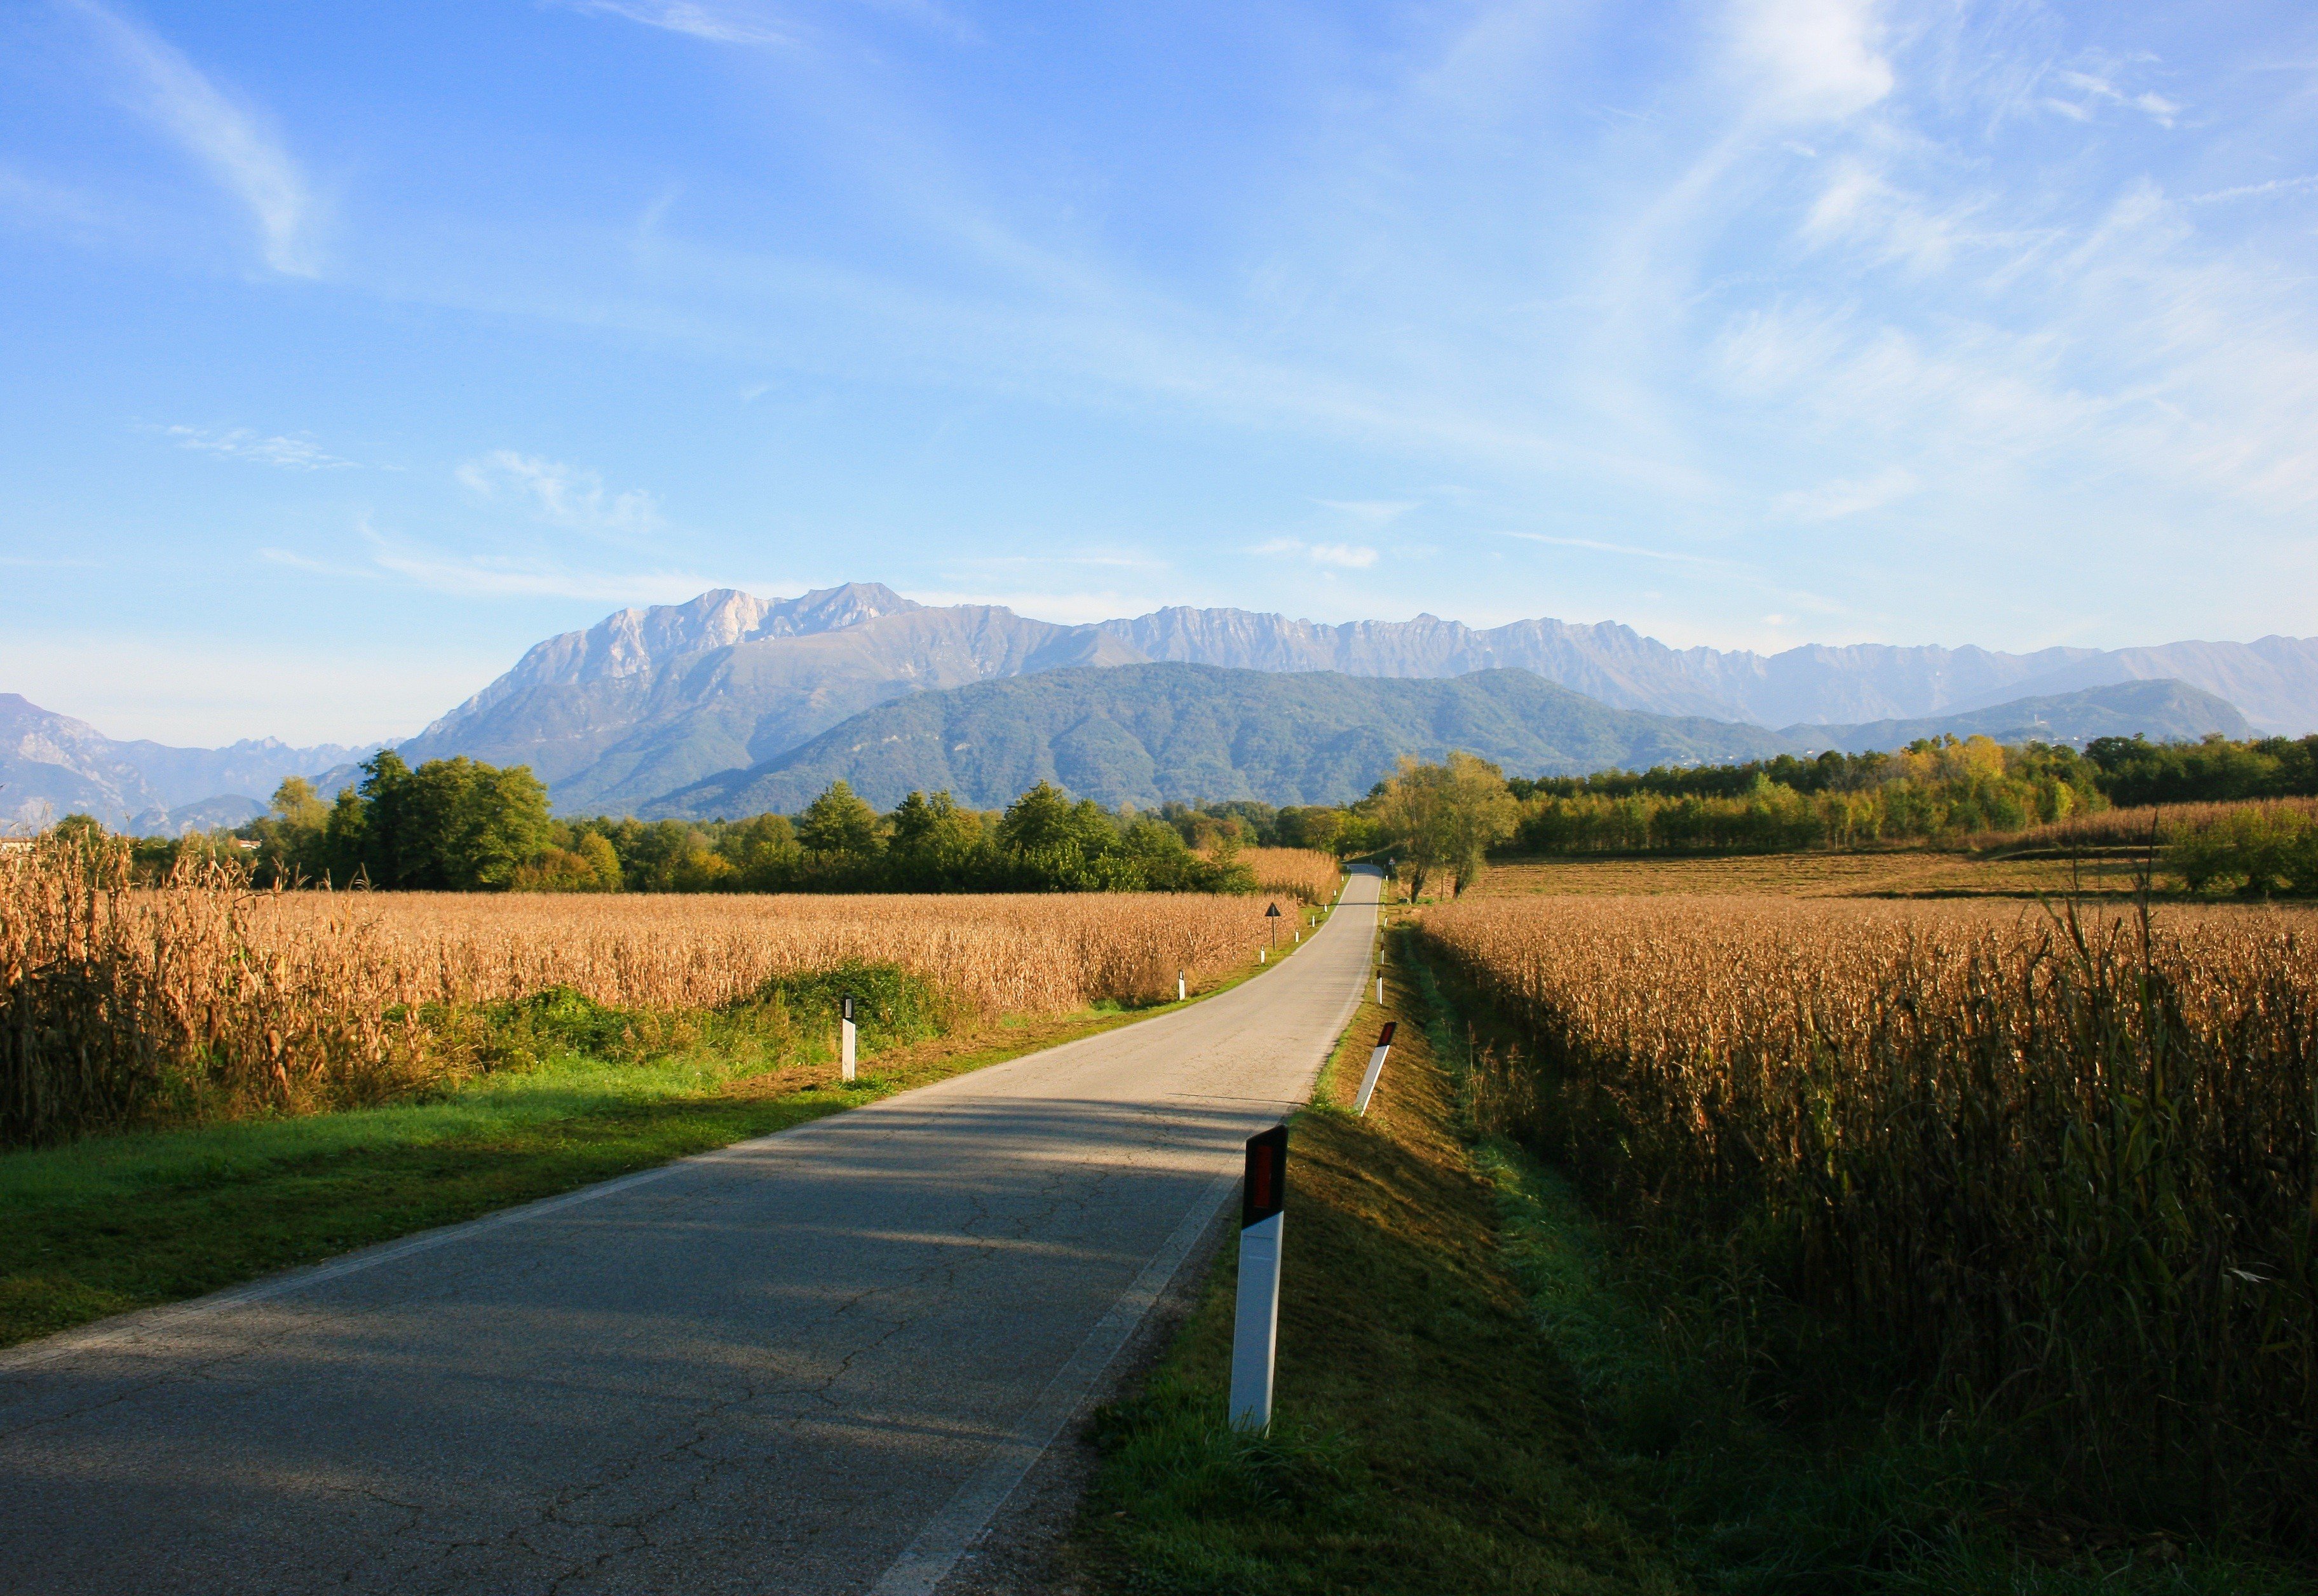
[1420,893,2318,1581]
[0,836,1280,1147]
[1073,925,1685,1595]
[0,837,1323,1345]
[1077,900,2316,1593]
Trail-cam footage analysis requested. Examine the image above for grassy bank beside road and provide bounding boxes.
[0,935,1314,1351]
[1069,936,1684,1594]
[1071,918,2315,1595]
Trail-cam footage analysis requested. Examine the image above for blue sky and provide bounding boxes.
[3,0,2314,744]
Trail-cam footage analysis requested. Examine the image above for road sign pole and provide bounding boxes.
[1229,1125,1289,1433]
[840,994,857,1083]
[1353,1022,1397,1117]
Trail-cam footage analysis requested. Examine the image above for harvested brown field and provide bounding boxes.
[1419,892,2318,1536]
[0,840,1274,1146]
[1240,846,1343,905]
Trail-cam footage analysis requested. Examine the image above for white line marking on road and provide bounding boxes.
[865,1166,1242,1596]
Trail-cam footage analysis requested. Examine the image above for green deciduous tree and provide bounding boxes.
[1372,752,1519,897]
[886,790,990,889]
[797,781,884,863]
[342,751,551,890]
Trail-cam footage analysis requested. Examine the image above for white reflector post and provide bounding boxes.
[1229,1125,1289,1433]
[840,993,857,1083]
[1375,974,1384,1004]
[1353,1022,1396,1117]
[1178,969,1186,1002]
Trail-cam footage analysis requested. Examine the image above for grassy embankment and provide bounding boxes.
[0,935,1318,1351]
[1069,922,1685,1594]
[1072,912,2314,1595]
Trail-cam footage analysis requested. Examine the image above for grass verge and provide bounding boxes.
[0,940,1312,1351]
[1066,933,1686,1594]
[1402,927,2318,1596]
[1069,920,2316,1596]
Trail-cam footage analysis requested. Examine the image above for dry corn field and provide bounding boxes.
[1239,847,1343,905]
[1420,893,2318,1532]
[0,841,1274,1147]
[1996,795,2318,855]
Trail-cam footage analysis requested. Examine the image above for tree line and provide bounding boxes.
[1514,733,2318,810]
[67,730,2317,897]
[191,752,1265,895]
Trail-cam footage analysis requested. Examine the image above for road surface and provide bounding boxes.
[0,869,1381,1595]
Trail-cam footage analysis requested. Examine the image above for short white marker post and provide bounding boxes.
[1177,969,1186,1002]
[840,993,857,1083]
[1376,973,1384,1004]
[1229,1125,1289,1433]
[1353,1022,1396,1117]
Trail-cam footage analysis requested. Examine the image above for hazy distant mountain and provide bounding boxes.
[1089,609,2318,734]
[662,663,1803,815]
[1797,680,2253,755]
[393,585,2318,814]
[0,694,371,834]
[131,794,268,834]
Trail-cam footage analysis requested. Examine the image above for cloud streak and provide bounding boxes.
[1251,538,1380,569]
[168,425,355,469]
[58,0,320,275]
[554,1,797,48]
[457,451,665,539]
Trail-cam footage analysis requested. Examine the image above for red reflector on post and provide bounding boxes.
[1376,1021,1396,1048]
[1242,1124,1287,1229]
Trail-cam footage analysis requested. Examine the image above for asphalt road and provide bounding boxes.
[0,869,1381,1595]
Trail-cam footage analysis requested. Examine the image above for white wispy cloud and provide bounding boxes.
[1314,499,1420,525]
[1772,466,1919,521]
[1724,0,1893,123]
[457,450,665,538]
[58,0,321,275]
[363,536,715,603]
[554,1,797,48]
[2038,59,2185,129]
[168,424,355,469]
[1491,531,1733,569]
[1251,538,1379,569]
[2190,174,2318,205]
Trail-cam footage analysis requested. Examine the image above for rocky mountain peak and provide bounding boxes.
[426,583,924,734]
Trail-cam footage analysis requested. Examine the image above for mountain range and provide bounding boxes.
[0,694,372,835]
[398,585,2317,815]
[1,585,2300,830]
[664,668,2249,815]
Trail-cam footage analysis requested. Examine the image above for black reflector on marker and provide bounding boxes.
[1241,1124,1287,1228]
